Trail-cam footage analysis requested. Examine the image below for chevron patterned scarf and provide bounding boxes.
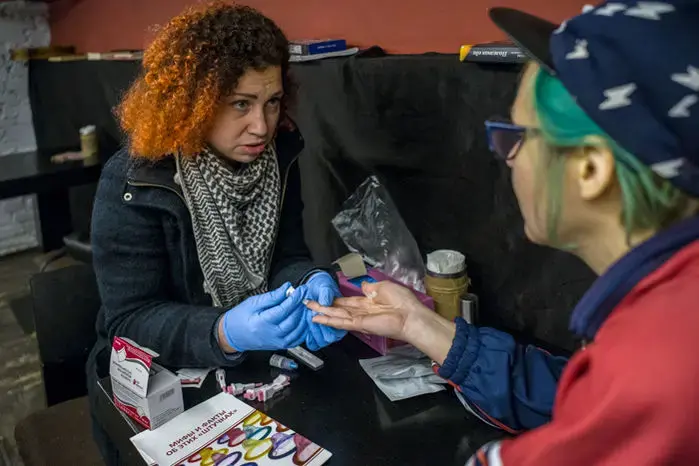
[176,145,281,308]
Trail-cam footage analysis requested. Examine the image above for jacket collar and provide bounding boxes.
[126,156,180,193]
[570,215,699,340]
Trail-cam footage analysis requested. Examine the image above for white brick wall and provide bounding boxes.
[0,1,50,256]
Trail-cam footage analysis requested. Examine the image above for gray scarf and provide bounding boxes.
[176,145,281,308]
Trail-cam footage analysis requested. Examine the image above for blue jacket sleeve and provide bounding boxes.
[437,318,567,433]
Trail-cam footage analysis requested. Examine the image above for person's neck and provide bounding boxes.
[206,144,241,170]
[574,223,656,276]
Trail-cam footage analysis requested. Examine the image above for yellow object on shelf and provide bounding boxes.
[459,45,474,62]
[10,46,75,62]
[459,42,527,64]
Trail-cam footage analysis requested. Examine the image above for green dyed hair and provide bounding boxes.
[530,65,696,244]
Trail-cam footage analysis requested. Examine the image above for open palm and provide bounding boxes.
[307,280,430,341]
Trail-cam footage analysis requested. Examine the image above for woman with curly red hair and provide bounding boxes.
[87,4,344,463]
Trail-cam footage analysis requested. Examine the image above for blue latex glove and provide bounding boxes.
[222,283,308,352]
[304,272,347,350]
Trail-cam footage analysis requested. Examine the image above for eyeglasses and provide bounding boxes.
[485,118,540,161]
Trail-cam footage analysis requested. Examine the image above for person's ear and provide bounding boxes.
[571,141,616,201]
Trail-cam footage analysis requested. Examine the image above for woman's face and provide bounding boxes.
[509,65,551,245]
[208,66,283,163]
[509,64,616,249]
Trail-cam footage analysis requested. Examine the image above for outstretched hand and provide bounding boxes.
[306,280,430,341]
[307,280,458,365]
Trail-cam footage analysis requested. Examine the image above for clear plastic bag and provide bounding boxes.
[332,176,426,292]
[358,345,447,401]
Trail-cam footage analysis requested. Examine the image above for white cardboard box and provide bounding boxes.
[110,336,184,430]
[130,392,332,466]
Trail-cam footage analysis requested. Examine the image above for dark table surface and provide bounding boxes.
[96,336,506,466]
[0,149,103,250]
[0,150,101,199]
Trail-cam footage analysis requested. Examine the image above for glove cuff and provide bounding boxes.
[221,312,244,353]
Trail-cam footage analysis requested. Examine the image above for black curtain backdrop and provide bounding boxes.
[28,55,595,352]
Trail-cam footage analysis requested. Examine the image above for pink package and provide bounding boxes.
[336,268,434,355]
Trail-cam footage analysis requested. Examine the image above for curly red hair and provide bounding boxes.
[117,2,291,159]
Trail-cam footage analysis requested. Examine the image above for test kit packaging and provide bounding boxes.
[337,268,435,355]
[289,39,346,56]
[130,392,332,466]
[110,337,184,430]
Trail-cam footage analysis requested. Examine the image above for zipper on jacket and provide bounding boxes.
[126,180,186,204]
[267,154,299,273]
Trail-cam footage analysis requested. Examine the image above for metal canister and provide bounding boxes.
[80,125,99,166]
[460,292,479,325]
[424,250,469,321]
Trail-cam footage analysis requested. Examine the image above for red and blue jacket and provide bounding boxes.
[437,216,699,465]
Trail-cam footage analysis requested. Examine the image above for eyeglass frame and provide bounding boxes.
[484,118,542,161]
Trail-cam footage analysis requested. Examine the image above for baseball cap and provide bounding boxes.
[489,1,699,197]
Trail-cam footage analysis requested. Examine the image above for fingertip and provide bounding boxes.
[295,284,310,301]
[281,289,304,309]
[360,281,378,299]
[305,300,320,311]
[319,289,334,307]
[272,282,293,301]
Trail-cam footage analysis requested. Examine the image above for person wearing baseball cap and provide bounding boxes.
[308,0,699,463]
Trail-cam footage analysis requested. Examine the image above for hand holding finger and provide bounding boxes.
[282,317,309,348]
[246,282,292,311]
[305,300,326,313]
[320,318,338,342]
[277,306,306,334]
[262,287,305,324]
[316,286,341,339]
[305,310,325,350]
[318,286,336,307]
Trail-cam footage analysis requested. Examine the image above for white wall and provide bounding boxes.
[0,1,50,255]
